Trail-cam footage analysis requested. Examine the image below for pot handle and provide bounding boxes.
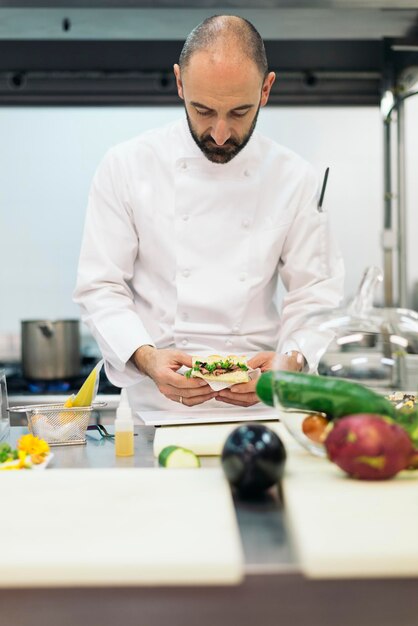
[38,321,55,338]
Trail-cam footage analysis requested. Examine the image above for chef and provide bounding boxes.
[74,15,344,412]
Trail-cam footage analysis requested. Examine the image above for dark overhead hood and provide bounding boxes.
[0,2,417,105]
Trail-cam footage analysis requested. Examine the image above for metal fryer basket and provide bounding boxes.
[9,402,107,446]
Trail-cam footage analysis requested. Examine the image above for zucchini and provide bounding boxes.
[158,445,201,468]
[255,370,275,407]
[256,370,396,420]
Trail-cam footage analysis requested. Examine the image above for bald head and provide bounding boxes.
[179,15,268,79]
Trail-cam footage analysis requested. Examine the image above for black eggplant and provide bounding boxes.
[221,424,286,499]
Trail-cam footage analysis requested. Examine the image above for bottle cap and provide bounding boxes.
[116,388,133,424]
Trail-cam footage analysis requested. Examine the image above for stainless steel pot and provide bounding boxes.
[21,319,81,380]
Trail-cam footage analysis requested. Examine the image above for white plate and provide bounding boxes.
[0,453,54,471]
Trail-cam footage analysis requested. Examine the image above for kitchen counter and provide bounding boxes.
[2,420,418,626]
[5,424,295,575]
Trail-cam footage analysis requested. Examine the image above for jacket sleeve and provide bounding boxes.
[73,149,154,387]
[276,167,345,371]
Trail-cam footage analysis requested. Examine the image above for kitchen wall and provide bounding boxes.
[1,100,417,357]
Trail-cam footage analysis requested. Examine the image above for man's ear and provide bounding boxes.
[173,64,184,100]
[260,71,276,107]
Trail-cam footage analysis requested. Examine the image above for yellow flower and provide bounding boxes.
[17,433,36,452]
[17,434,50,461]
[17,450,31,469]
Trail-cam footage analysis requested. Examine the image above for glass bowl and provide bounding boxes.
[276,407,330,457]
[274,266,418,457]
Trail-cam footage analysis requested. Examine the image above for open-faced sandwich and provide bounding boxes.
[186,354,250,384]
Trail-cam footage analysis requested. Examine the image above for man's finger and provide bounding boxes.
[247,357,264,369]
[164,369,209,389]
[184,393,218,407]
[218,388,257,402]
[159,383,213,399]
[173,352,193,368]
[216,396,259,407]
[228,380,257,394]
[247,351,276,371]
[166,392,216,407]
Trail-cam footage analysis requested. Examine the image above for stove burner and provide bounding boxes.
[27,380,71,394]
[3,358,118,396]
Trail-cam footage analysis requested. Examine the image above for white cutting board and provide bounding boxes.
[282,430,418,579]
[0,468,243,587]
[153,421,283,456]
[138,406,277,426]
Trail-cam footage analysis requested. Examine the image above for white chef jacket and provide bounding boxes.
[74,117,344,411]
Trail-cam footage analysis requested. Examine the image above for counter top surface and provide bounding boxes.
[7,423,296,576]
[4,423,418,626]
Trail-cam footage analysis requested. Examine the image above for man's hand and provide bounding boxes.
[132,346,216,407]
[215,350,305,407]
[215,351,276,407]
[275,350,306,373]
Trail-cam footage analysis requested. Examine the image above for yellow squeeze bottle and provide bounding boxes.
[115,389,134,457]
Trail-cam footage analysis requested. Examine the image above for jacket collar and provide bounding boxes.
[174,116,261,174]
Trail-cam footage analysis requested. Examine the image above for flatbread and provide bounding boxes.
[190,354,250,384]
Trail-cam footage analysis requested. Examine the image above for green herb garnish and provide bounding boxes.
[189,357,248,375]
[0,443,13,463]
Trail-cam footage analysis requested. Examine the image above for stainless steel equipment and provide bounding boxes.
[9,401,106,446]
[21,319,81,380]
[0,369,10,442]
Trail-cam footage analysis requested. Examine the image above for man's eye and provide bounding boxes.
[231,110,249,118]
[195,109,212,117]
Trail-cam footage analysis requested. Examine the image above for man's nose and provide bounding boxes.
[210,119,231,146]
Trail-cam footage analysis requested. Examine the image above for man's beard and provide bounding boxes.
[185,104,260,164]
